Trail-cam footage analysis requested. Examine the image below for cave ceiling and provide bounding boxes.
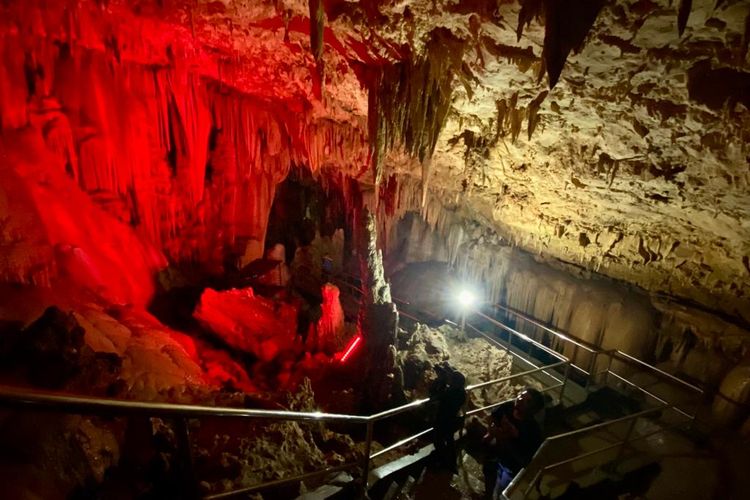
[2,0,749,322]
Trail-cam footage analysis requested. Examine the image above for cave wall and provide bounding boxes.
[1,0,746,320]
[0,1,371,305]
[384,206,749,400]
[422,0,750,325]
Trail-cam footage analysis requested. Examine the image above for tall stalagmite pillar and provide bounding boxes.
[357,209,402,411]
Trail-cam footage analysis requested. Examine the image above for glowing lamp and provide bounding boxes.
[457,288,477,309]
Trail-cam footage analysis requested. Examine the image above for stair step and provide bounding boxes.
[370,443,434,486]
[295,472,353,500]
[540,452,659,499]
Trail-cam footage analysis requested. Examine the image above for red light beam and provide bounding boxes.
[339,335,362,363]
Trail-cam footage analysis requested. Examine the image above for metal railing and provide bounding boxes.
[336,275,705,498]
[499,344,703,499]
[0,276,706,499]
[503,405,667,499]
[0,345,571,499]
[502,374,697,500]
[486,303,704,417]
[462,302,706,499]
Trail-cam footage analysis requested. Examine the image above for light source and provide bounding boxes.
[456,287,478,333]
[457,288,477,309]
[339,335,362,363]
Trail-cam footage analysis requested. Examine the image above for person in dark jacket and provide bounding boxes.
[482,388,545,497]
[430,364,467,471]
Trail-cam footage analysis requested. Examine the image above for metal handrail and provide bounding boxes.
[516,399,697,500]
[465,322,571,388]
[489,303,704,400]
[0,357,564,424]
[606,370,694,421]
[466,383,565,417]
[370,397,430,421]
[0,385,370,422]
[476,311,569,363]
[340,273,700,401]
[343,278,579,388]
[1,282,704,499]
[338,278,703,421]
[543,405,666,443]
[348,279,703,498]
[612,349,704,395]
[490,303,600,353]
[502,354,703,500]
[466,361,568,392]
[503,402,671,499]
[366,358,571,462]
[369,428,433,460]
[0,356,571,499]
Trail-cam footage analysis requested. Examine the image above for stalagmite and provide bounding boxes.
[357,209,400,410]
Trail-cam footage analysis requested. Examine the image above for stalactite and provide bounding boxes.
[516,0,544,42]
[308,0,326,99]
[368,29,466,184]
[542,0,605,89]
[0,34,30,129]
[0,21,374,300]
[527,90,548,140]
[678,0,692,37]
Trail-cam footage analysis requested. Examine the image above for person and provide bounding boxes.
[429,363,467,471]
[482,388,545,498]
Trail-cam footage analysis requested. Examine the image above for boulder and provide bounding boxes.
[194,287,297,362]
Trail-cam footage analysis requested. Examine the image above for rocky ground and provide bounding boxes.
[397,323,515,411]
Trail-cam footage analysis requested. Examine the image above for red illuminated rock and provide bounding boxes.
[194,287,298,362]
[308,283,346,354]
[0,130,166,306]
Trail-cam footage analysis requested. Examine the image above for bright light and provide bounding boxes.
[457,288,477,309]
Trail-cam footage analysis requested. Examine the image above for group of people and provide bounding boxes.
[429,363,545,498]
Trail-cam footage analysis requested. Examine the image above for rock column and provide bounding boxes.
[357,209,402,410]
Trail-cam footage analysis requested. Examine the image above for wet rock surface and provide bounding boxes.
[192,379,361,497]
[397,322,514,410]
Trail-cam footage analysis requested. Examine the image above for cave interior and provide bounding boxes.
[0,0,749,498]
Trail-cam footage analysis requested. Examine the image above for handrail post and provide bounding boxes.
[501,325,511,354]
[175,417,199,500]
[559,361,570,406]
[360,420,374,497]
[571,343,579,382]
[610,416,638,474]
[526,336,534,359]
[522,469,543,498]
[600,350,614,389]
[585,350,597,391]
